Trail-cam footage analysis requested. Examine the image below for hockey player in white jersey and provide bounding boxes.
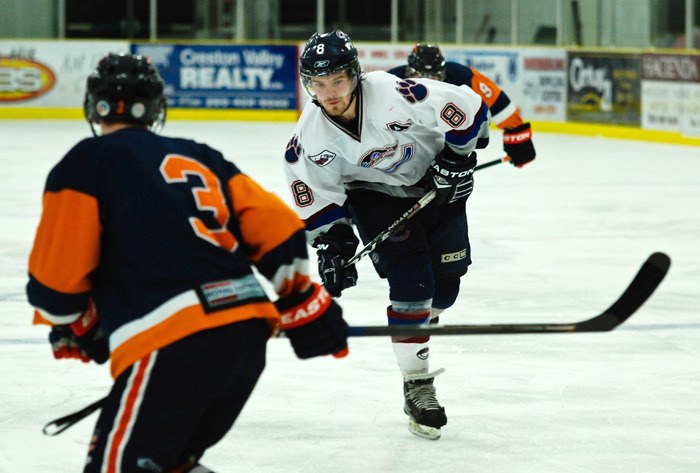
[284,30,490,440]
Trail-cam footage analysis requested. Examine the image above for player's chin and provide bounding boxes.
[323,105,342,116]
[322,99,341,109]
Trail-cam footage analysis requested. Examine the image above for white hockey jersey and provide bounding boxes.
[284,70,490,235]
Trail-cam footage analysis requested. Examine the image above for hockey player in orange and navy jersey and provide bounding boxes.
[388,43,536,168]
[26,52,348,473]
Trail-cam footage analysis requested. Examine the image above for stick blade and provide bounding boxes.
[346,253,671,337]
[576,252,671,332]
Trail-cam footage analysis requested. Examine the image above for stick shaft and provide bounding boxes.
[345,157,506,268]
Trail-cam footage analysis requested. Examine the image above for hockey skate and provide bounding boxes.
[403,374,447,440]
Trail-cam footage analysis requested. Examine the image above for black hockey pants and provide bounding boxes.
[83,318,269,473]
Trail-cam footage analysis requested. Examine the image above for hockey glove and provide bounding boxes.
[49,301,109,364]
[49,326,91,362]
[276,282,349,359]
[503,122,536,167]
[426,145,477,205]
[315,224,360,298]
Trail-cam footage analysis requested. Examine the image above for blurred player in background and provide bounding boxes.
[284,30,490,440]
[388,43,536,168]
[27,52,348,473]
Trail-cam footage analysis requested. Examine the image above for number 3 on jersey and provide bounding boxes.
[160,154,238,252]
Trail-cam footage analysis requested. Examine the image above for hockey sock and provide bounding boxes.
[388,303,431,377]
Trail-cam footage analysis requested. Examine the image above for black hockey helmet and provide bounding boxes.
[407,43,446,81]
[299,30,362,100]
[84,52,167,135]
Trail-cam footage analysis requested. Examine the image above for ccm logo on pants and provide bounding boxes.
[441,250,467,263]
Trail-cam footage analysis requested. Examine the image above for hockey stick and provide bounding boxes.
[344,156,506,268]
[344,189,436,267]
[43,158,511,436]
[474,156,508,171]
[43,253,669,436]
[347,252,670,336]
[42,397,104,436]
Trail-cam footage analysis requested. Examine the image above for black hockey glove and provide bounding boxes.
[426,145,477,205]
[314,224,360,298]
[49,301,109,364]
[503,122,536,167]
[276,282,349,359]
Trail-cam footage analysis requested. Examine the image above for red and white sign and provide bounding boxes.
[0,40,129,108]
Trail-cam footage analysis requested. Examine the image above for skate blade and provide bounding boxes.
[407,417,441,440]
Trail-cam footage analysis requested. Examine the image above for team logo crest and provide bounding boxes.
[309,150,336,166]
[358,142,398,168]
[386,120,413,132]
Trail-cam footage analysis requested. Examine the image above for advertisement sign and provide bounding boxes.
[355,44,408,72]
[132,43,298,110]
[444,47,524,109]
[0,40,129,108]
[567,52,641,126]
[520,49,567,122]
[641,53,700,136]
[680,83,700,136]
[310,43,528,119]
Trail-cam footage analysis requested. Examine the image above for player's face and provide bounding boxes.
[309,71,355,117]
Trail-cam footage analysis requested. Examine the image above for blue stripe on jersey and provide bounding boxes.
[444,101,489,147]
[305,205,350,232]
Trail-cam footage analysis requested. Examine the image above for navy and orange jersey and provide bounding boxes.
[387,62,524,130]
[27,127,311,378]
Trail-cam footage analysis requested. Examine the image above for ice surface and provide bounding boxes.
[1,120,698,472]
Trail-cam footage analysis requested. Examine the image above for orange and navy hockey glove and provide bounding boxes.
[49,300,109,364]
[276,282,349,359]
[503,122,536,167]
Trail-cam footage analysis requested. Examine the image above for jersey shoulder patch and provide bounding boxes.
[308,150,336,167]
[395,79,428,104]
[285,134,302,163]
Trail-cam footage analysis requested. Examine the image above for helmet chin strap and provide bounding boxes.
[337,87,358,117]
